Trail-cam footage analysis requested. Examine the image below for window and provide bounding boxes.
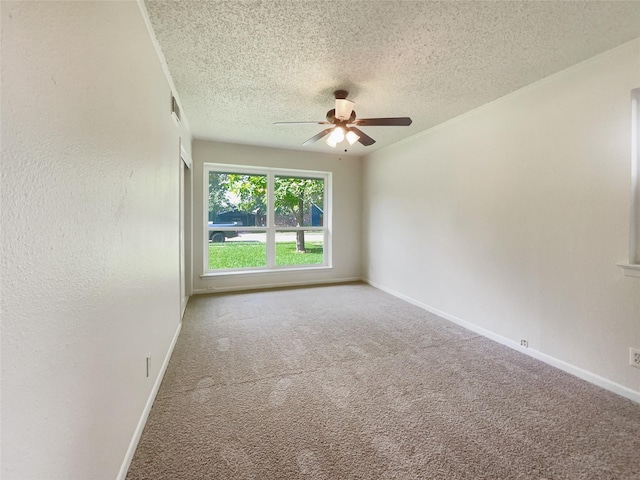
[204,164,331,273]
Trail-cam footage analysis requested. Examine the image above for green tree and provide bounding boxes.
[221,174,324,253]
[226,174,267,223]
[274,177,323,253]
[208,172,230,221]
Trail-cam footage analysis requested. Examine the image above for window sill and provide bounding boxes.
[200,265,334,278]
[618,263,640,277]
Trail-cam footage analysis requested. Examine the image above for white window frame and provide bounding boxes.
[203,163,332,275]
[619,88,640,277]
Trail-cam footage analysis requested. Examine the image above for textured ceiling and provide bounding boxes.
[143,0,640,155]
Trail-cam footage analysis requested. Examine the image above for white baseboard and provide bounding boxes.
[117,320,183,480]
[192,276,363,295]
[365,279,640,405]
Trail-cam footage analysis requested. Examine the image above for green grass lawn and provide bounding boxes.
[209,241,323,269]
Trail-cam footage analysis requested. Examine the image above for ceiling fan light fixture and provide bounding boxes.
[326,126,345,147]
[335,99,354,121]
[346,129,360,145]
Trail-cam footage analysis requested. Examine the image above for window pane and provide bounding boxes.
[274,176,324,227]
[209,231,266,270]
[275,230,324,266]
[208,172,267,226]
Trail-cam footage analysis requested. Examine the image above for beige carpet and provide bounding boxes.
[127,283,640,479]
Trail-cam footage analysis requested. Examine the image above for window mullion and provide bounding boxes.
[266,172,275,268]
[324,173,330,267]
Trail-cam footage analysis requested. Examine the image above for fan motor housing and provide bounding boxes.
[326,108,356,124]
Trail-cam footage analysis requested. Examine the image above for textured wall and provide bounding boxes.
[363,39,640,394]
[192,140,362,292]
[1,2,186,478]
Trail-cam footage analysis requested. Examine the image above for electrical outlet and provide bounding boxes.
[630,348,640,369]
[520,340,528,348]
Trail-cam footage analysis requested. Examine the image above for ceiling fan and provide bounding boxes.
[274,90,412,148]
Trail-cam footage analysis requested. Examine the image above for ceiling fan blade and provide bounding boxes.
[352,117,412,126]
[350,127,376,146]
[303,128,334,145]
[274,121,331,125]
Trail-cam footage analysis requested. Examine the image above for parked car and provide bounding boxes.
[208,222,239,243]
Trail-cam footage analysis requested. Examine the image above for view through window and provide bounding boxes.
[205,165,330,272]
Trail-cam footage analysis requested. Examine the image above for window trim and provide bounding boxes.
[619,88,640,277]
[203,163,332,275]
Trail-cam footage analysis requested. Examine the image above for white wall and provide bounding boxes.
[192,140,362,292]
[363,39,640,396]
[1,2,188,478]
